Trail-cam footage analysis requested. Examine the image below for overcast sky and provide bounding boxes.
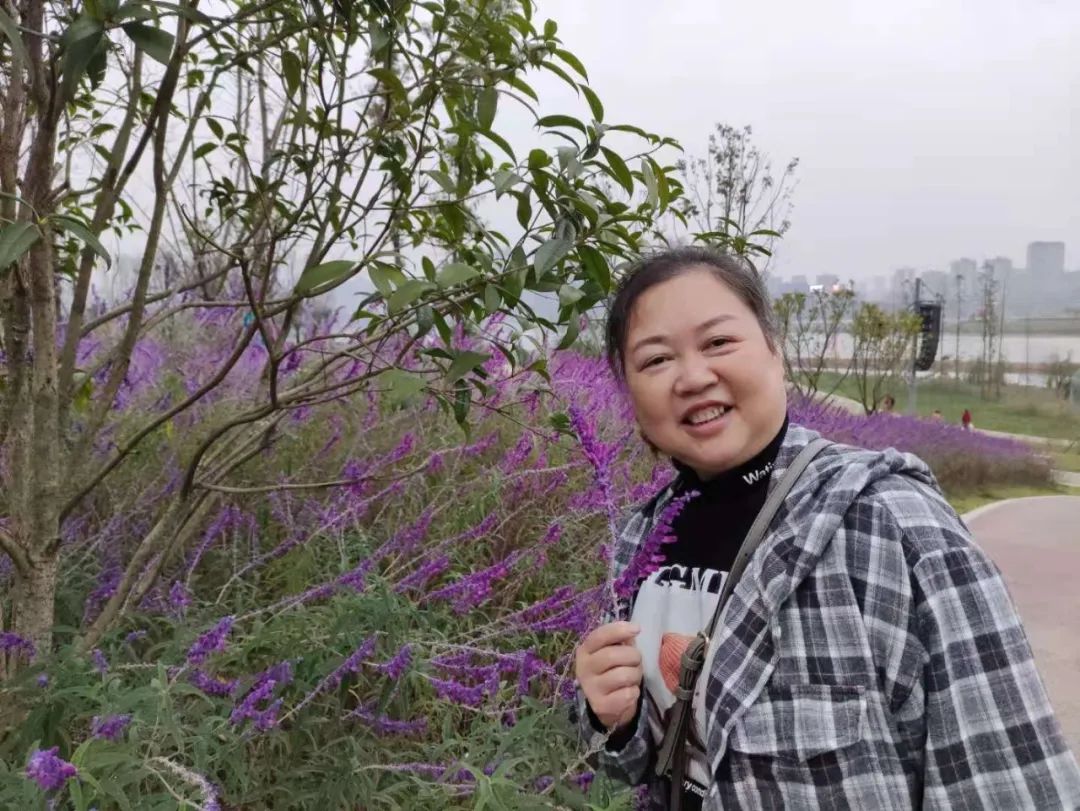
[528,0,1080,282]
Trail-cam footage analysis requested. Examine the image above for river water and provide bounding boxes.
[825,333,1080,367]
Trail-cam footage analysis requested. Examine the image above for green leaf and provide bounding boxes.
[61,17,106,101]
[452,380,471,426]
[0,7,30,71]
[446,350,491,383]
[557,309,581,350]
[426,170,457,195]
[506,74,538,102]
[282,51,302,97]
[135,1,211,24]
[579,244,610,292]
[641,157,659,208]
[536,114,588,135]
[492,169,521,196]
[554,48,589,80]
[368,66,406,101]
[206,117,224,139]
[558,284,585,308]
[116,1,153,22]
[600,147,633,195]
[437,262,479,288]
[515,191,532,229]
[368,263,404,297]
[533,238,572,277]
[527,149,551,171]
[382,368,427,404]
[477,128,515,161]
[388,279,434,313]
[483,283,501,313]
[477,86,498,130]
[51,215,111,268]
[294,259,353,294]
[122,22,174,65]
[192,142,216,159]
[0,221,40,274]
[580,85,604,122]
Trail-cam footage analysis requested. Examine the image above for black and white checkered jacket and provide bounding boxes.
[575,424,1080,809]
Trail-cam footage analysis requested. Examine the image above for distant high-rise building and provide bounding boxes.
[950,257,977,280]
[921,270,949,301]
[1026,241,1065,276]
[986,256,1013,281]
[789,275,810,294]
[815,273,840,291]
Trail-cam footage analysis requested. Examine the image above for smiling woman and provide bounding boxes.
[573,247,1080,810]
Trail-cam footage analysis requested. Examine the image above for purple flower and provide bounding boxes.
[573,770,595,791]
[186,616,234,666]
[394,555,450,592]
[91,648,109,675]
[168,581,192,616]
[541,522,562,545]
[125,629,148,646]
[231,680,278,729]
[36,673,49,688]
[292,635,376,715]
[187,669,238,697]
[613,489,697,603]
[348,702,428,736]
[427,675,489,707]
[0,632,35,660]
[91,714,132,741]
[25,746,77,792]
[230,660,292,731]
[427,552,524,613]
[375,644,412,680]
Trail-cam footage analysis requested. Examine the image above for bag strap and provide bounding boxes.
[653,437,832,803]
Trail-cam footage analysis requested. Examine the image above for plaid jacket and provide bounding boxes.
[575,424,1080,809]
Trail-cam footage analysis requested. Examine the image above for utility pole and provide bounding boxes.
[909,276,922,416]
[955,274,964,381]
[996,265,1009,398]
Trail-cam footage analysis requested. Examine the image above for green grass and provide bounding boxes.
[818,374,1080,440]
[947,483,1079,516]
[1052,452,1080,473]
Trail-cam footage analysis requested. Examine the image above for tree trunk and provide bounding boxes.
[9,553,59,657]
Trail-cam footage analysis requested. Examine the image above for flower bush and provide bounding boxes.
[0,307,1050,809]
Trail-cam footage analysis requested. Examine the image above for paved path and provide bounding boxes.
[1053,470,1080,488]
[965,496,1080,755]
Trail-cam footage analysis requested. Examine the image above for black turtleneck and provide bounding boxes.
[664,416,789,578]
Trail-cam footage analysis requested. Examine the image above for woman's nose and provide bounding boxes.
[673,354,717,395]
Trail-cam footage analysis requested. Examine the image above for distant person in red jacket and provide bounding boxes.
[961,408,973,430]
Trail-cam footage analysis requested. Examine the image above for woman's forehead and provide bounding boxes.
[627,272,751,332]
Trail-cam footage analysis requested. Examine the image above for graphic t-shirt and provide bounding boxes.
[628,418,788,810]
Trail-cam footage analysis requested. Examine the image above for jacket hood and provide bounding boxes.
[751,423,940,615]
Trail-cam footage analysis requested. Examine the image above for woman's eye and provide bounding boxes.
[706,337,730,349]
[642,356,668,369]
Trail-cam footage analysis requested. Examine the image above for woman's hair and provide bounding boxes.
[604,246,779,378]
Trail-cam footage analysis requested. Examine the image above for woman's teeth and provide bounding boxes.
[687,405,728,425]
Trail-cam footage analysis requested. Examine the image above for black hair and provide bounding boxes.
[604,246,779,378]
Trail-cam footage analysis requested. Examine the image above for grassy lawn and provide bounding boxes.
[818,373,1080,441]
[1052,451,1080,473]
[947,483,1079,516]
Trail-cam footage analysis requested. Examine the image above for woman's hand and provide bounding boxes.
[575,621,643,731]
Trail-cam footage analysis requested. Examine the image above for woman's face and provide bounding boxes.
[622,269,787,479]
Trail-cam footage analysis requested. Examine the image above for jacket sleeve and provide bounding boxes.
[569,495,670,787]
[913,545,1080,808]
[573,685,656,786]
